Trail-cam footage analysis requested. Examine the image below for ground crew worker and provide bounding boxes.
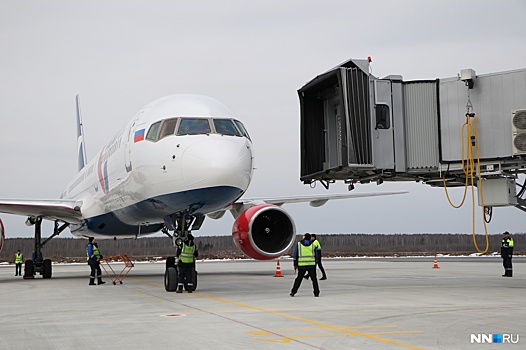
[305,234,327,281]
[15,250,23,276]
[176,233,198,293]
[86,237,106,285]
[290,233,320,297]
[501,231,514,277]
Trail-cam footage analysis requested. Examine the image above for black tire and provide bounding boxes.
[166,256,176,269]
[42,259,52,279]
[24,260,34,278]
[164,267,177,292]
[184,269,197,292]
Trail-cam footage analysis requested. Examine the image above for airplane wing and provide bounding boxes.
[208,191,408,219]
[0,199,83,224]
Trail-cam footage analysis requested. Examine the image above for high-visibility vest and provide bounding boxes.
[179,243,196,264]
[313,239,321,250]
[86,243,101,260]
[15,253,23,264]
[502,237,514,248]
[297,242,316,266]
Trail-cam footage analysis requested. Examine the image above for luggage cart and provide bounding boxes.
[99,254,134,285]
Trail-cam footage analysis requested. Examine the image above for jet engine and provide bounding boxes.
[232,204,296,260]
[0,218,4,253]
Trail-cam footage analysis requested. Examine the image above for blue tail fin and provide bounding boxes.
[76,95,87,172]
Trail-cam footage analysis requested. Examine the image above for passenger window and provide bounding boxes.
[213,119,241,136]
[234,120,251,141]
[177,118,211,135]
[375,104,390,129]
[146,121,161,141]
[158,118,178,140]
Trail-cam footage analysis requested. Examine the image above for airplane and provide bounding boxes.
[0,94,406,291]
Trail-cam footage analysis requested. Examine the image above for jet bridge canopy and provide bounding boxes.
[299,58,526,207]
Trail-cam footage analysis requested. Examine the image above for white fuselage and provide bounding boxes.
[62,95,253,237]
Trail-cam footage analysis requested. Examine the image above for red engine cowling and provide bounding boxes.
[0,218,4,253]
[232,204,296,260]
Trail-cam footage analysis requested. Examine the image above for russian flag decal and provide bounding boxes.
[134,129,145,143]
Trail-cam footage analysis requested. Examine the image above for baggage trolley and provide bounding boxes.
[100,254,134,285]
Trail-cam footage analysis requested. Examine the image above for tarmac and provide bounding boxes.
[0,256,524,350]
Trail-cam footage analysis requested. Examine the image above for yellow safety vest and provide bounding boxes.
[297,242,316,266]
[86,243,101,260]
[15,253,23,264]
[313,239,321,250]
[179,243,196,264]
[502,237,514,248]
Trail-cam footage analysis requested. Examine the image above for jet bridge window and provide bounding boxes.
[158,118,179,140]
[375,104,390,129]
[177,118,212,135]
[213,119,242,136]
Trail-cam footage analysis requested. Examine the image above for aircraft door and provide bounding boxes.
[124,111,144,172]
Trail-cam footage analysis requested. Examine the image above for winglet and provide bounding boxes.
[76,94,87,172]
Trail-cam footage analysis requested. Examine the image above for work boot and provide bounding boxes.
[176,287,183,293]
[97,277,106,285]
[320,276,327,280]
[89,278,96,285]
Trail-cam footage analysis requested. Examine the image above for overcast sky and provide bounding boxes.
[1,1,526,243]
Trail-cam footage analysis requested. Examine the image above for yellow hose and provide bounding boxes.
[442,114,489,253]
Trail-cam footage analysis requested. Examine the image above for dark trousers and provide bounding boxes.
[502,256,513,276]
[317,260,327,278]
[292,266,319,295]
[177,263,195,289]
[15,263,22,276]
[88,258,102,278]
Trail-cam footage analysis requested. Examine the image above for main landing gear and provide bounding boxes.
[162,215,200,292]
[23,217,69,279]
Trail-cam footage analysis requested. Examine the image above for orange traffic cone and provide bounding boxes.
[433,255,440,269]
[274,259,284,277]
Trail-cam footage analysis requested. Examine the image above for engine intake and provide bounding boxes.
[232,204,296,260]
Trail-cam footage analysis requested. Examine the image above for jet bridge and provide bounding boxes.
[299,58,526,210]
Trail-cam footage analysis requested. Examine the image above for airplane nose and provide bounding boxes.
[181,137,253,191]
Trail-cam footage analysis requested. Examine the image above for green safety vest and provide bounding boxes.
[179,243,196,264]
[15,253,23,264]
[313,239,321,250]
[297,242,316,267]
[502,237,514,248]
[86,243,101,260]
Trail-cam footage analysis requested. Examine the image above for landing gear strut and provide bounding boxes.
[23,217,69,279]
[162,215,199,292]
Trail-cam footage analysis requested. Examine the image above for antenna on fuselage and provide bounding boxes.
[76,94,88,172]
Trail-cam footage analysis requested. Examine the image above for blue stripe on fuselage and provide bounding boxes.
[71,185,244,237]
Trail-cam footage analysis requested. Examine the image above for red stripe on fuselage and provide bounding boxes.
[97,147,107,194]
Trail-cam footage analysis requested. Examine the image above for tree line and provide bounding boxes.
[1,233,523,262]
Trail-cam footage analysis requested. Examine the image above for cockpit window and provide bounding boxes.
[177,118,211,135]
[213,119,242,136]
[158,118,178,140]
[146,121,161,141]
[233,120,251,141]
[146,117,251,142]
